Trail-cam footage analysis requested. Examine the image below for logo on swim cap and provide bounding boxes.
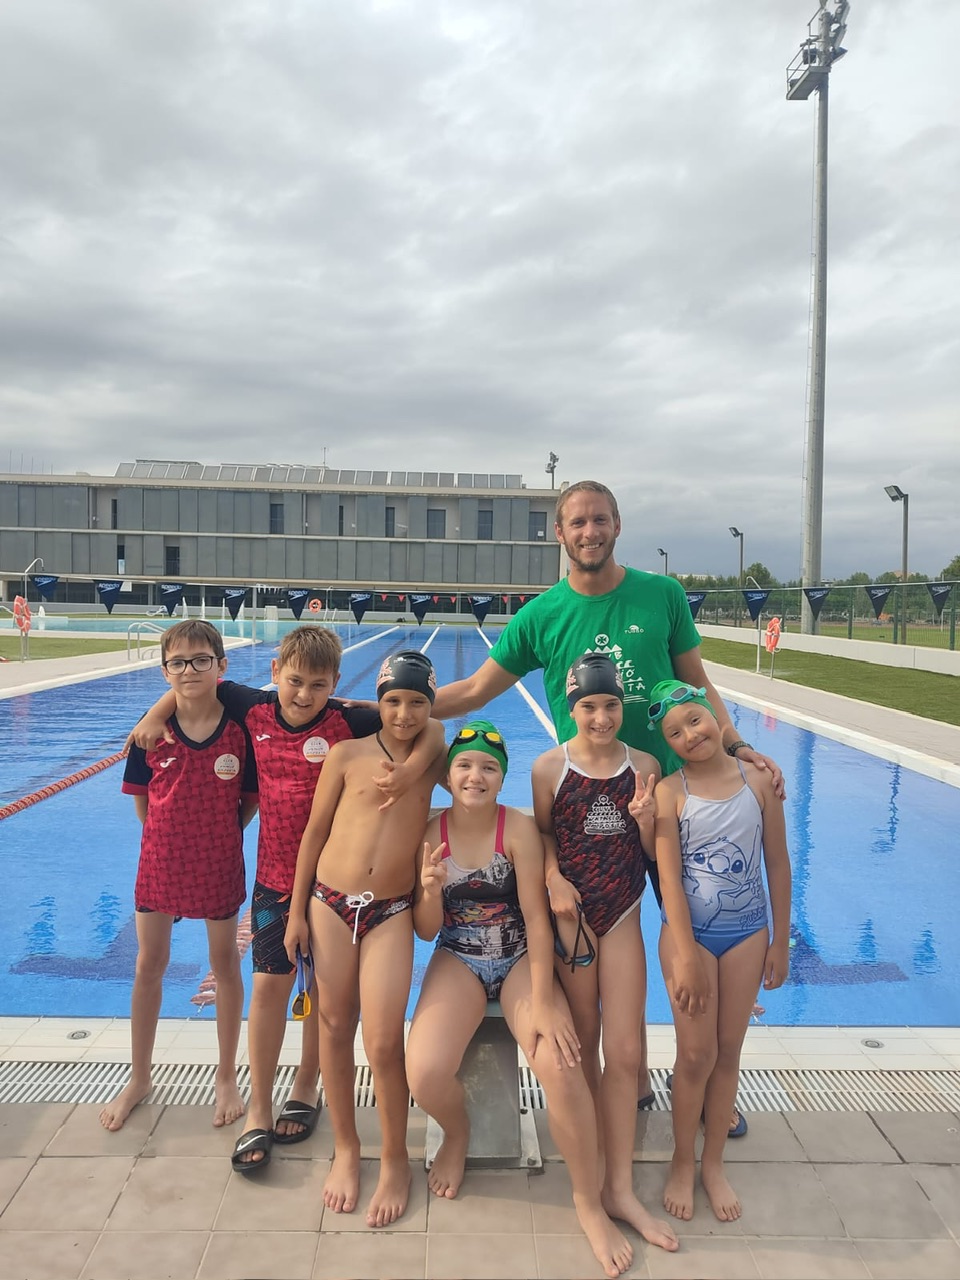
[566,651,624,710]
[376,650,437,702]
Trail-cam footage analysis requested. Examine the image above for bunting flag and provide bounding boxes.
[95,580,123,614]
[742,589,771,623]
[865,584,893,619]
[223,587,248,620]
[31,574,60,600]
[350,592,372,624]
[468,594,493,625]
[926,582,953,619]
[685,591,707,620]
[409,593,432,625]
[803,586,831,620]
[158,583,185,616]
[286,587,310,619]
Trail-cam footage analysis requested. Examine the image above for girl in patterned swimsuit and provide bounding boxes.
[405,720,675,1276]
[531,652,676,1252]
[650,680,791,1225]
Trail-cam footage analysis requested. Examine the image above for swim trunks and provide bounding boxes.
[311,880,413,944]
[250,880,295,975]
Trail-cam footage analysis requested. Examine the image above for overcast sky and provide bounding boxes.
[1,0,957,583]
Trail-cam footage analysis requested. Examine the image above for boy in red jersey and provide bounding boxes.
[102,620,259,1132]
[285,651,447,1227]
[127,626,445,1173]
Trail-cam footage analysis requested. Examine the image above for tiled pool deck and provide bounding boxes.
[2,648,960,1279]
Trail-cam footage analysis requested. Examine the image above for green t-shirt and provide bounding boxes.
[489,568,702,775]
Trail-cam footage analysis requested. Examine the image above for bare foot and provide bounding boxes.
[701,1162,742,1221]
[602,1187,679,1251]
[213,1070,245,1128]
[366,1155,411,1227]
[573,1195,634,1278]
[233,1104,274,1167]
[427,1130,469,1199]
[663,1154,696,1222]
[99,1078,151,1131]
[324,1144,361,1213]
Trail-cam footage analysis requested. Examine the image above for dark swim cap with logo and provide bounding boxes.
[375,650,437,703]
[565,651,624,710]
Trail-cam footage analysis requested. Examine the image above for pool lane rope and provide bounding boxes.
[0,751,125,821]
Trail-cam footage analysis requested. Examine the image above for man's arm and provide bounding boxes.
[672,646,785,798]
[430,657,519,720]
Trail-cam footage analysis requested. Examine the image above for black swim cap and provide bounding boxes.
[565,651,624,710]
[376,650,437,703]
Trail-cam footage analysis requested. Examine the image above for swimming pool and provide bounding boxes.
[2,624,958,1026]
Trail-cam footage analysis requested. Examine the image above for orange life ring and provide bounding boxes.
[763,616,781,653]
[307,597,322,613]
[13,595,32,633]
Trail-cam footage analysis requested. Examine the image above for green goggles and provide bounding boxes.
[647,685,707,727]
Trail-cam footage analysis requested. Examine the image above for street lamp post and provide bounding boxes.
[657,547,669,577]
[786,2,850,635]
[545,452,559,489]
[885,484,909,645]
[729,527,744,628]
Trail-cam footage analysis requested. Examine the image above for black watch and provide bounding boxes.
[725,740,753,757]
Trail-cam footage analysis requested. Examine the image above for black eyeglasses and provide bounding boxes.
[162,654,218,674]
[551,903,596,972]
[451,727,508,759]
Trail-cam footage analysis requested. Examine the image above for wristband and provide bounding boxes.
[725,740,753,757]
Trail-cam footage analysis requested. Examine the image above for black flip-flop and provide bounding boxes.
[272,1098,320,1145]
[637,1090,656,1110]
[665,1073,747,1136]
[231,1127,273,1174]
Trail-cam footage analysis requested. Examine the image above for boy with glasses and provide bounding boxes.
[101,621,259,1132]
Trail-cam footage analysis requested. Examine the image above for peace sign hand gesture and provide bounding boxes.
[628,771,657,829]
[420,840,447,899]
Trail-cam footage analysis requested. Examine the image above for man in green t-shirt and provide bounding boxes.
[432,480,782,1113]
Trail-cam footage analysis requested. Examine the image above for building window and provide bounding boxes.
[426,508,446,539]
[117,541,125,574]
[528,511,547,541]
[385,506,396,537]
[270,502,284,535]
[477,508,493,540]
[338,505,344,536]
[165,545,180,576]
[110,498,119,530]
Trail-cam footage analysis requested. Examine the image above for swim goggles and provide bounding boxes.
[647,685,707,728]
[292,946,314,1020]
[449,726,508,759]
[551,903,596,973]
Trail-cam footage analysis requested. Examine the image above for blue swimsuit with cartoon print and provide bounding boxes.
[662,761,769,959]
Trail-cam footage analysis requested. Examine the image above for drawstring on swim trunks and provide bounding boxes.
[346,892,374,944]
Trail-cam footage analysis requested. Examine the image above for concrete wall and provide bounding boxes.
[697,623,960,677]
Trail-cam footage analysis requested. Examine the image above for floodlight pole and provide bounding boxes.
[657,547,669,576]
[787,3,850,635]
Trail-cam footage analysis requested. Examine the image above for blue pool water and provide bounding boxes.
[2,623,958,1026]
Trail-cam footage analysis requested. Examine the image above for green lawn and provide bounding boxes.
[0,635,132,661]
[701,637,960,728]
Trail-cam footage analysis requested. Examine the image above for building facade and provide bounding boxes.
[0,461,562,612]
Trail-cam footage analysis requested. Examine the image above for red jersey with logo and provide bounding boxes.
[122,712,258,919]
[216,682,380,894]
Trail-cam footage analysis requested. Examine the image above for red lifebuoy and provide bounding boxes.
[308,598,322,613]
[764,616,781,653]
[13,595,32,634]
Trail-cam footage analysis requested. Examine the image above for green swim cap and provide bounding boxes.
[646,680,716,731]
[446,719,508,777]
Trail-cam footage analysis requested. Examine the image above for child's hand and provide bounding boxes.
[420,840,447,896]
[762,941,789,990]
[374,760,409,811]
[546,872,580,920]
[124,715,174,753]
[628,771,657,826]
[672,955,711,1016]
[283,915,311,969]
[525,1003,581,1071]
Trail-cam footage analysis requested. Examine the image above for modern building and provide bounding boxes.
[0,461,562,616]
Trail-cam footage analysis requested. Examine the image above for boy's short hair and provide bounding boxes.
[160,619,225,662]
[276,625,342,675]
[555,480,620,526]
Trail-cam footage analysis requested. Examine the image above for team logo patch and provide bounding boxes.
[584,794,627,835]
[214,753,241,780]
[303,736,330,763]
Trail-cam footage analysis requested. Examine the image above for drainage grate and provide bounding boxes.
[1,1060,959,1113]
